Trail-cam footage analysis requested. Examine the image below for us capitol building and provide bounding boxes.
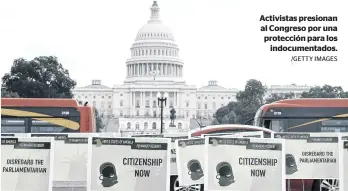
[72,1,311,133]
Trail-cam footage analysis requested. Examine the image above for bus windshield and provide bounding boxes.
[255,99,348,132]
[1,106,81,133]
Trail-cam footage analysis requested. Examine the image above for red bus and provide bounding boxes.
[1,98,96,133]
[253,98,348,191]
[254,98,348,132]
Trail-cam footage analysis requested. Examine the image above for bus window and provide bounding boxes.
[271,119,284,132]
[263,120,271,129]
[287,118,319,132]
[1,118,27,133]
[320,119,348,132]
[30,117,80,133]
[270,120,285,132]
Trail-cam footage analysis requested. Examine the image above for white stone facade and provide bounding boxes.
[72,2,312,132]
[266,84,312,98]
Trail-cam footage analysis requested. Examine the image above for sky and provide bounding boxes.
[0,0,347,90]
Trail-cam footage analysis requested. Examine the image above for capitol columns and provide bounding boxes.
[140,91,143,107]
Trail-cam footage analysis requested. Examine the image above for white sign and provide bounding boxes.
[166,135,189,175]
[87,136,171,191]
[131,134,189,175]
[1,137,54,191]
[343,140,348,191]
[30,133,90,188]
[204,136,285,191]
[175,138,205,185]
[273,132,341,179]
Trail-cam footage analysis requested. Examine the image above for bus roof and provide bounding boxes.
[190,124,274,135]
[261,98,348,110]
[1,98,79,107]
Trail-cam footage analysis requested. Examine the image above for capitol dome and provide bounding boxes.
[126,1,184,82]
[135,1,175,42]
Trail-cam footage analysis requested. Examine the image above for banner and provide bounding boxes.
[273,132,340,179]
[201,131,264,138]
[204,136,285,191]
[30,133,90,188]
[1,137,54,191]
[343,140,348,191]
[87,136,171,191]
[175,138,205,185]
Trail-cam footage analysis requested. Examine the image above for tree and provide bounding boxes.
[2,56,76,98]
[1,88,19,98]
[211,118,220,125]
[215,105,230,124]
[301,85,348,98]
[265,92,295,104]
[94,108,104,132]
[214,79,267,124]
[235,79,267,124]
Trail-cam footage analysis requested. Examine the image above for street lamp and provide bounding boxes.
[46,81,51,98]
[157,92,168,134]
[150,69,160,80]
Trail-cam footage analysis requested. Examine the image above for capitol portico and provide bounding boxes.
[72,1,312,132]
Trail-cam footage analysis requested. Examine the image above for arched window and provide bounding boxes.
[152,122,157,129]
[136,123,140,130]
[178,123,182,129]
[158,50,160,55]
[127,122,131,129]
[144,122,148,130]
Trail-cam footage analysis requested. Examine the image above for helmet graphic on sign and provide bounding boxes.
[187,159,204,181]
[211,138,219,146]
[216,162,235,186]
[285,154,298,175]
[99,162,118,187]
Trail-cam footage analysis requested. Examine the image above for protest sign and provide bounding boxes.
[166,135,189,175]
[1,137,54,191]
[343,140,348,191]
[175,138,205,185]
[273,132,341,179]
[87,136,171,191]
[204,136,285,191]
[30,133,90,188]
[131,134,189,175]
